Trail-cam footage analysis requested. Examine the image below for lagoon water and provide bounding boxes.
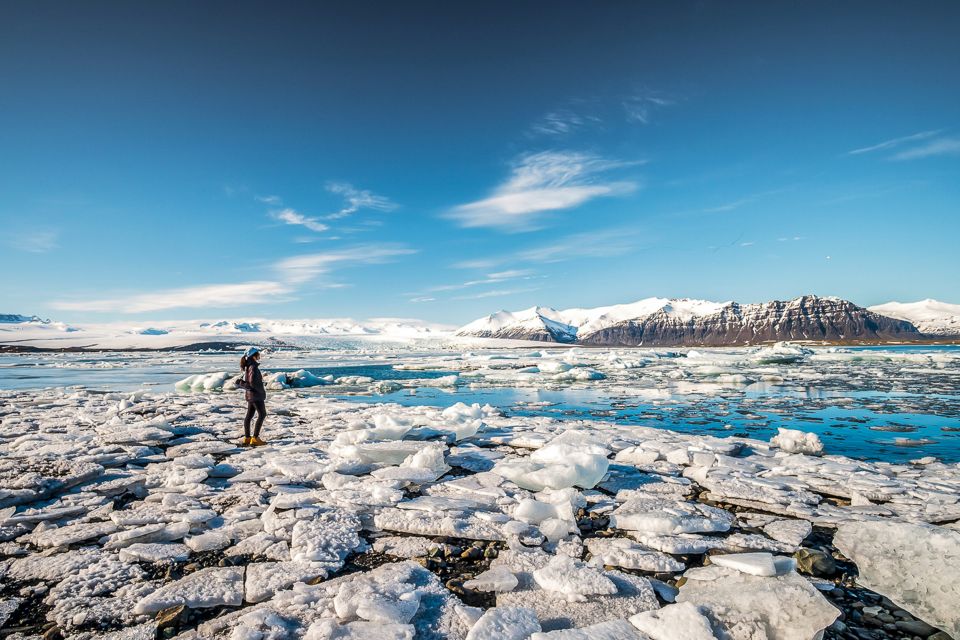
[2,344,958,463]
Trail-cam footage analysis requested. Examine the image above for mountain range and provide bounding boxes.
[454,296,960,346]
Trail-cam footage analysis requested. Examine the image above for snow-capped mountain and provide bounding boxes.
[867,299,960,336]
[456,295,939,346]
[0,313,50,324]
[0,315,453,350]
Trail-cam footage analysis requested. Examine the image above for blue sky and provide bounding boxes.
[2,1,959,325]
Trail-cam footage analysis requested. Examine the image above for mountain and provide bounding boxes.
[1,316,453,351]
[456,295,938,346]
[0,314,50,324]
[867,299,960,336]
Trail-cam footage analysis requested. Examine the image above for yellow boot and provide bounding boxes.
[240,436,252,447]
[251,436,266,447]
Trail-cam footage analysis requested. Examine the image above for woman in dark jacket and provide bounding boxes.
[239,347,267,446]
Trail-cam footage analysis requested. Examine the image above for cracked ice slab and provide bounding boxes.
[493,549,659,632]
[834,520,960,639]
[133,566,245,614]
[677,563,839,640]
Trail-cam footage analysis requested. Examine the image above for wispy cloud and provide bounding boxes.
[52,281,294,314]
[455,228,639,270]
[446,151,639,231]
[890,137,960,161]
[271,208,329,233]
[51,244,415,313]
[406,270,538,302]
[452,287,541,301]
[274,245,415,284]
[325,182,398,220]
[7,229,59,253]
[256,195,283,205]
[530,109,596,136]
[847,130,941,155]
[701,188,789,214]
[623,89,674,124]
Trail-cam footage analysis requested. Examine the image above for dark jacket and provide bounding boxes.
[243,361,267,402]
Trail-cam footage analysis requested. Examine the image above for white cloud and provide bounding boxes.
[411,269,537,298]
[454,228,639,269]
[274,245,415,284]
[847,130,941,155]
[7,229,59,253]
[890,137,960,161]
[452,287,541,301]
[531,109,592,136]
[52,281,293,314]
[446,151,638,231]
[271,208,329,233]
[51,244,415,314]
[256,195,283,205]
[325,182,398,220]
[623,90,674,124]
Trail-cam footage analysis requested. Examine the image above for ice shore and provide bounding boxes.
[0,387,958,639]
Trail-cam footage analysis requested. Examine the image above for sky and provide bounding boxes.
[1,0,959,326]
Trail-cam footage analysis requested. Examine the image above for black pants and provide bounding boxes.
[244,400,266,438]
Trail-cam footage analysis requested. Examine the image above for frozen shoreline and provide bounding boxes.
[1,384,958,639]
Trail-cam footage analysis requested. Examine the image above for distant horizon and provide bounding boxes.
[2,1,959,324]
[6,292,957,327]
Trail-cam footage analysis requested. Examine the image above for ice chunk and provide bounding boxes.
[174,372,234,392]
[244,561,327,603]
[709,553,780,577]
[334,574,422,624]
[494,549,659,631]
[834,520,960,639]
[290,509,364,566]
[118,543,190,563]
[677,563,839,640]
[531,619,642,639]
[629,602,718,640]
[185,530,232,552]
[134,566,245,614]
[533,555,618,602]
[464,566,519,593]
[466,606,541,640]
[609,496,733,535]
[761,519,811,547]
[770,428,824,456]
[494,432,610,491]
[586,538,685,573]
[305,620,415,640]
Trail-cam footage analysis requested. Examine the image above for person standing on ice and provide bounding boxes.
[238,347,267,446]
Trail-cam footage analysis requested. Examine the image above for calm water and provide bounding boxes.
[2,346,958,463]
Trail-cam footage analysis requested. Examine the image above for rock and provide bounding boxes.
[893,619,938,636]
[793,548,836,576]
[835,521,960,640]
[154,604,186,631]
